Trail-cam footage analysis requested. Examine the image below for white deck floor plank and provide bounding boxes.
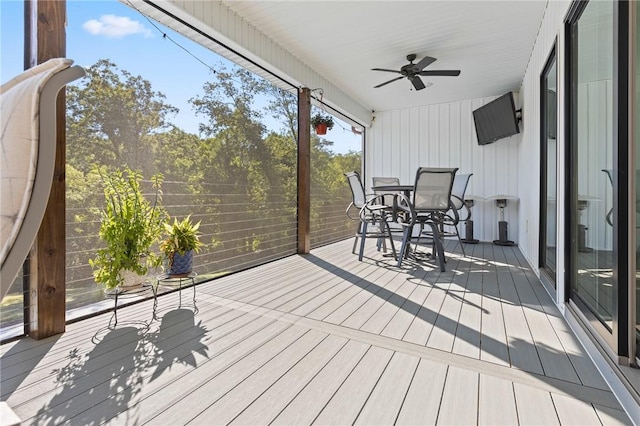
[513,381,561,425]
[204,333,348,426]
[478,374,518,425]
[436,365,479,425]
[451,242,483,359]
[359,280,417,335]
[320,267,399,325]
[240,250,357,307]
[27,316,292,425]
[380,283,432,340]
[341,271,405,331]
[354,352,420,425]
[1,240,632,426]
[452,285,483,360]
[501,296,545,374]
[304,264,393,322]
[593,403,635,425]
[270,340,370,426]
[8,302,250,408]
[545,314,611,390]
[265,255,370,312]
[142,325,316,426]
[311,345,394,426]
[552,393,604,425]
[395,358,448,425]
[480,290,511,366]
[288,261,381,317]
[524,309,581,384]
[426,277,465,353]
[402,284,449,346]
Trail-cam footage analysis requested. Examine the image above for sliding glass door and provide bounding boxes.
[540,45,558,289]
[567,0,616,344]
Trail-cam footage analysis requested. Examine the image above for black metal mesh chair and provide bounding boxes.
[440,173,473,256]
[372,176,400,207]
[395,167,458,270]
[345,172,397,261]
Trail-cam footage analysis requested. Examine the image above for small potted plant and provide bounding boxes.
[311,113,334,135]
[160,215,204,277]
[90,167,167,290]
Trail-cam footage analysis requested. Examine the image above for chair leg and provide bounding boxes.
[397,225,412,267]
[426,222,446,272]
[383,220,397,260]
[359,222,368,261]
[352,221,363,255]
[455,225,466,256]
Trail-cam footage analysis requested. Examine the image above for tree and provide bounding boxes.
[66,59,178,172]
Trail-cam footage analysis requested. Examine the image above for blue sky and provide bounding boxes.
[0,0,361,154]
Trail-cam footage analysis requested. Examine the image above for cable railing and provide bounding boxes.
[1,177,358,340]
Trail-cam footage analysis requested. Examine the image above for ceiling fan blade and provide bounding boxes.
[419,70,461,77]
[371,68,402,74]
[410,75,426,91]
[374,76,405,88]
[415,56,437,70]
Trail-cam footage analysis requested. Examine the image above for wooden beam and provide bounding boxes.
[26,0,67,338]
[297,88,311,254]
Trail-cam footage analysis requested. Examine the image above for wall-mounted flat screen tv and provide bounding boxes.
[472,92,520,145]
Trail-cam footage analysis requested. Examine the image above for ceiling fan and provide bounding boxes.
[372,54,461,91]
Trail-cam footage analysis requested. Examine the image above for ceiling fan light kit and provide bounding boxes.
[372,54,460,91]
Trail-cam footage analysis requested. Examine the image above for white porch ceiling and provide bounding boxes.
[221,1,549,113]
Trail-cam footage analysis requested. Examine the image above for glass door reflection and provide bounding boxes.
[540,46,557,286]
[570,0,615,335]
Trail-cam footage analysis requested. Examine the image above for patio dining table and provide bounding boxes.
[371,184,414,198]
[371,184,435,263]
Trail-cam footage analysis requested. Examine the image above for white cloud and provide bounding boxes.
[83,15,152,39]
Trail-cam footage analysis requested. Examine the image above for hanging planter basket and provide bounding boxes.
[314,123,328,135]
[311,113,334,136]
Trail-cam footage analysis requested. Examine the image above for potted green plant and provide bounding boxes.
[311,113,334,135]
[160,215,204,277]
[89,167,167,290]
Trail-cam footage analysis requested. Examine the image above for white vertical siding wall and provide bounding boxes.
[518,0,570,302]
[365,99,520,243]
[365,2,573,279]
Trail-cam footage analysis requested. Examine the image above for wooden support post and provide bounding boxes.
[26,0,67,338]
[297,88,311,254]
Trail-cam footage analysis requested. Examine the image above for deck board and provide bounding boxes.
[395,358,448,425]
[437,365,479,425]
[354,352,419,425]
[513,382,560,425]
[311,345,394,425]
[380,283,431,340]
[478,374,519,425]
[270,340,370,425]
[1,240,632,425]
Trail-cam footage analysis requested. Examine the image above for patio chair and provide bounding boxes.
[372,176,401,208]
[395,167,458,270]
[438,173,473,256]
[0,58,85,298]
[345,171,397,261]
[372,176,405,241]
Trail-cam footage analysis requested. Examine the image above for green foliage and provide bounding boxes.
[62,58,361,300]
[89,167,167,289]
[311,113,335,130]
[160,215,205,268]
[66,59,178,172]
